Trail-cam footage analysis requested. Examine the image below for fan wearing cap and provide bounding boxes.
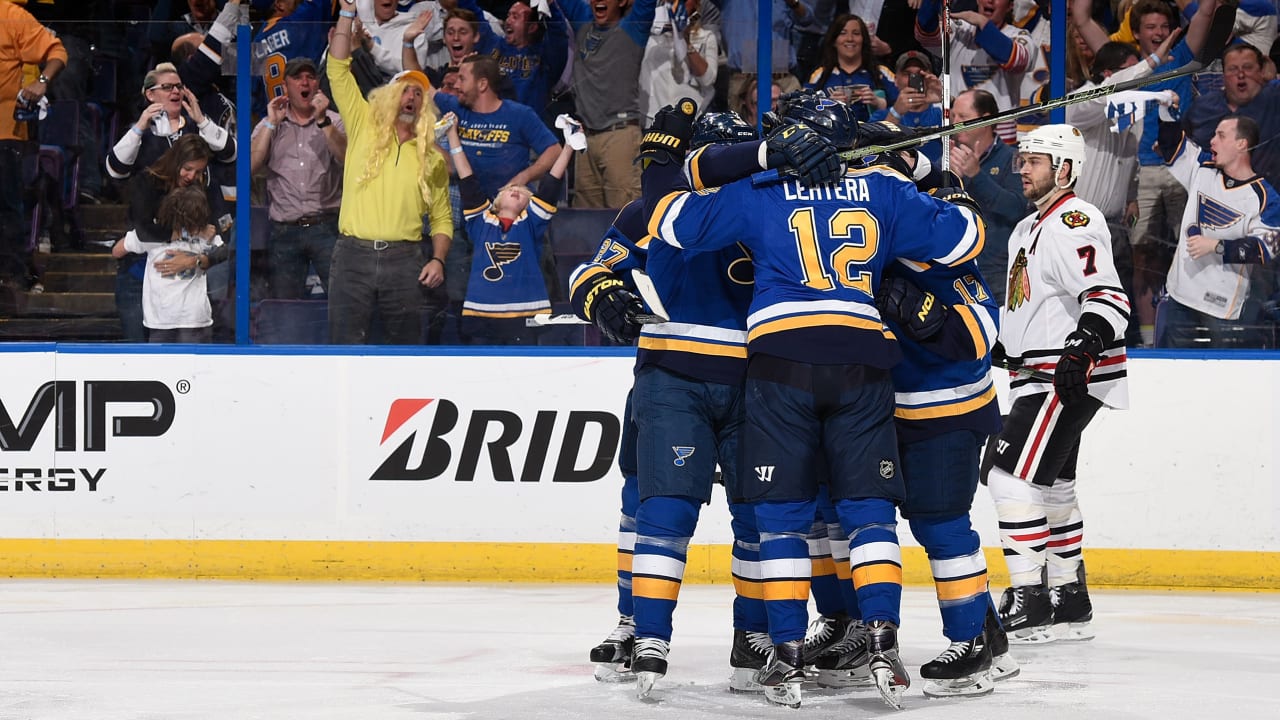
[982,124,1130,646]
[326,0,453,345]
[250,56,347,301]
[886,50,945,164]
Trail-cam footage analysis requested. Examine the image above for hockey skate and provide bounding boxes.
[632,637,670,699]
[728,629,771,693]
[813,620,873,689]
[998,585,1054,644]
[802,613,851,665]
[755,640,804,709]
[590,615,636,682]
[985,603,1021,680]
[920,634,994,698]
[867,620,911,710]
[1050,581,1095,641]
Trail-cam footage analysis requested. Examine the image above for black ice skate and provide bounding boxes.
[803,613,851,665]
[985,602,1022,680]
[867,620,911,710]
[1051,581,1095,641]
[813,620,873,689]
[590,615,636,682]
[728,629,771,693]
[920,634,994,698]
[998,584,1054,644]
[755,639,804,708]
[632,637,670,699]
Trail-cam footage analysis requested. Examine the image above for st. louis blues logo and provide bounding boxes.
[672,446,695,467]
[1197,192,1244,231]
[815,97,839,110]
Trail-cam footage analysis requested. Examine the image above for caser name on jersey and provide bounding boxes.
[783,177,872,203]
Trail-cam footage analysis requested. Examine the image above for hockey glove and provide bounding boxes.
[990,340,1010,368]
[1054,327,1105,406]
[766,122,845,186]
[636,97,698,168]
[934,186,984,220]
[582,276,645,344]
[877,275,948,341]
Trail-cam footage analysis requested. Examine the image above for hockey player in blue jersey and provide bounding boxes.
[643,94,987,709]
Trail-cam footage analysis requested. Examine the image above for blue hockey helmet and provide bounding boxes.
[779,91,859,151]
[691,111,759,149]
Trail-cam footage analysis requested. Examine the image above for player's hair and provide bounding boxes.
[157,185,211,238]
[145,134,213,192]
[959,88,1000,119]
[1225,114,1260,152]
[1090,42,1141,84]
[461,54,503,93]
[813,15,886,95]
[356,78,445,205]
[141,62,180,96]
[1222,44,1266,70]
[1127,0,1178,35]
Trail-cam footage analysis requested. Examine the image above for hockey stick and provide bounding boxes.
[525,312,667,327]
[830,1,1236,164]
[939,0,951,173]
[993,357,1055,383]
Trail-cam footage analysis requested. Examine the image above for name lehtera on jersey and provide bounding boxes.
[647,165,985,369]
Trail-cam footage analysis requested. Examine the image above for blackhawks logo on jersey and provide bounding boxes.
[1008,248,1031,311]
[1061,210,1090,228]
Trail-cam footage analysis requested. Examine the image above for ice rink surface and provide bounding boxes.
[1,579,1277,720]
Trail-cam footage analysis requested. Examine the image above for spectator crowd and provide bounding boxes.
[0,0,1278,347]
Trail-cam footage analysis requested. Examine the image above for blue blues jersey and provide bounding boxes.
[648,166,986,367]
[885,260,1002,444]
[253,0,332,115]
[568,200,650,314]
[460,174,559,318]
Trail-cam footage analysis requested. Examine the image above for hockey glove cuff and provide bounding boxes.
[1054,323,1106,406]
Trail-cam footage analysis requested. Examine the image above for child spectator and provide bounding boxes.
[111,185,223,344]
[442,111,579,344]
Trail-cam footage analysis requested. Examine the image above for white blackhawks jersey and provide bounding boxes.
[1164,137,1280,320]
[1002,193,1130,409]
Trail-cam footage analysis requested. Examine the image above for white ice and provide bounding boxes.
[1,580,1277,719]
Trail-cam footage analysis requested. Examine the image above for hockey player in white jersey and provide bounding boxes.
[1155,114,1280,347]
[981,124,1130,644]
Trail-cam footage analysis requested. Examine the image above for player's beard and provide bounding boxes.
[1023,172,1057,204]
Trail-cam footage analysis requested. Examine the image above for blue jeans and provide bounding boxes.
[268,218,338,299]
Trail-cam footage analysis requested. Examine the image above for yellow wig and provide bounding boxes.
[356,79,445,205]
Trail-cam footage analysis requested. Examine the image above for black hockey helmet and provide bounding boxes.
[779,91,859,151]
[691,111,759,149]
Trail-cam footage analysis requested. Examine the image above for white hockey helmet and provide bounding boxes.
[1018,124,1086,189]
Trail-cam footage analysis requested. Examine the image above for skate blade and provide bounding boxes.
[762,681,802,709]
[594,663,637,683]
[728,667,764,694]
[922,670,995,698]
[1053,622,1096,641]
[991,653,1021,681]
[872,667,908,710]
[635,671,662,699]
[1008,625,1055,645]
[814,667,875,689]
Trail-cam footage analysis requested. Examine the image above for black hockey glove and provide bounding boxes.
[582,276,645,344]
[766,122,845,186]
[1054,326,1105,406]
[990,340,1010,368]
[636,97,698,168]
[876,275,948,341]
[934,185,984,221]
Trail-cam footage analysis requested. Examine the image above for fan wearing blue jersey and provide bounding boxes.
[442,112,575,344]
[253,0,332,116]
[644,94,987,710]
